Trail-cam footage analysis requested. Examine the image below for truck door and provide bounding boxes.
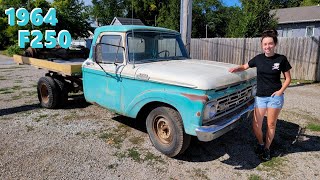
[83,34,125,112]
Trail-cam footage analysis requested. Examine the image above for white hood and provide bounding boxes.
[134,59,256,90]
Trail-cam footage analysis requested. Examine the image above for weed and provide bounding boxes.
[107,163,119,169]
[76,132,91,138]
[127,147,141,162]
[12,85,22,90]
[248,174,261,180]
[0,90,14,94]
[0,87,11,93]
[144,151,165,164]
[0,76,6,80]
[15,80,23,83]
[63,114,76,120]
[191,168,210,180]
[114,152,126,159]
[306,123,320,132]
[0,117,11,121]
[289,79,315,85]
[34,114,48,122]
[26,125,34,132]
[11,95,22,100]
[257,157,287,172]
[129,136,145,145]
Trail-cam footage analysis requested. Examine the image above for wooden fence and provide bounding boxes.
[190,37,320,81]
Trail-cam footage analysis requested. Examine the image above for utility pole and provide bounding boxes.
[180,0,192,55]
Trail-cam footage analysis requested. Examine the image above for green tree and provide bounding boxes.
[156,0,180,30]
[90,0,126,26]
[301,0,320,6]
[52,0,92,38]
[226,0,278,37]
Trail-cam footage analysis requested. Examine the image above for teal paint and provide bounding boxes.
[83,67,205,135]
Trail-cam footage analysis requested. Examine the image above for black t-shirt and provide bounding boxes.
[248,53,292,97]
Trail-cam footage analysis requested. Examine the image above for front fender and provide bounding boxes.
[124,90,206,136]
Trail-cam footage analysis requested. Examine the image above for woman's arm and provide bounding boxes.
[228,63,250,73]
[272,70,291,96]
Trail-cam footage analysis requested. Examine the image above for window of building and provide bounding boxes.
[306,26,314,37]
[282,28,292,37]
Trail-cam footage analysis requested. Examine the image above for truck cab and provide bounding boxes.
[82,25,256,157]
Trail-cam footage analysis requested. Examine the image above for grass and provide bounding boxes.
[21,90,38,97]
[99,132,124,148]
[107,163,119,169]
[129,136,145,145]
[99,123,132,148]
[248,174,262,180]
[11,95,22,100]
[26,125,34,132]
[306,123,320,132]
[0,76,7,80]
[257,157,287,172]
[12,85,22,90]
[144,151,165,164]
[34,114,48,122]
[289,79,315,85]
[63,112,78,120]
[15,80,23,83]
[0,87,14,94]
[127,147,142,162]
[191,168,210,180]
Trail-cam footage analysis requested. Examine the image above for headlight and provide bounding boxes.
[251,85,257,97]
[203,100,218,122]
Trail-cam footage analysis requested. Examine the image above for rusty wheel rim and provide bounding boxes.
[40,83,49,104]
[154,116,172,144]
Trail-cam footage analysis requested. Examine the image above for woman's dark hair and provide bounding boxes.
[261,29,278,45]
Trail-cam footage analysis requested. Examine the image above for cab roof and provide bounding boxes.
[93,25,179,35]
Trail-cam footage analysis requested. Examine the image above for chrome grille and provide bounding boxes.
[215,86,252,118]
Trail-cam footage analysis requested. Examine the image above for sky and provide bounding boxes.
[222,0,241,7]
[81,0,241,7]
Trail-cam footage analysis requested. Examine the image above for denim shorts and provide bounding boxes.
[254,94,284,109]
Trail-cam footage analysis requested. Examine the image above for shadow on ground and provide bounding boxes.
[0,95,89,116]
[111,115,320,170]
[0,104,40,116]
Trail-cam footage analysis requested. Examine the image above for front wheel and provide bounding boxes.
[146,106,191,157]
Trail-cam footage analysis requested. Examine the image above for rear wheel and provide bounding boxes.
[146,106,191,157]
[53,77,68,107]
[37,76,59,109]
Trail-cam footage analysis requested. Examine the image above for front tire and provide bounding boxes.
[146,106,191,157]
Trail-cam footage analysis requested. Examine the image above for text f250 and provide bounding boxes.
[5,8,58,26]
[18,30,71,49]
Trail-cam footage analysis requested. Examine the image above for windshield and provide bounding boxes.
[127,31,189,63]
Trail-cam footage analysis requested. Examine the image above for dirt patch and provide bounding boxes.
[0,56,319,179]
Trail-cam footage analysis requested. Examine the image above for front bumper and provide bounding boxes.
[195,104,254,142]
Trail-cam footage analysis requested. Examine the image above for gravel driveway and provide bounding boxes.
[0,55,319,180]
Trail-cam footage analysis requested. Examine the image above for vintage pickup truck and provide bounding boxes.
[14,25,257,157]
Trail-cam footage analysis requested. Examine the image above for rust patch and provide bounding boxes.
[181,93,208,102]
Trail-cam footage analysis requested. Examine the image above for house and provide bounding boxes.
[270,5,320,37]
[110,17,145,26]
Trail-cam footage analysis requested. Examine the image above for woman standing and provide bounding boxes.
[229,29,292,161]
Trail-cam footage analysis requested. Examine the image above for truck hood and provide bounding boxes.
[134,59,256,90]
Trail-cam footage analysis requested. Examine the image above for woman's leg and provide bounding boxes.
[265,108,281,149]
[253,107,267,144]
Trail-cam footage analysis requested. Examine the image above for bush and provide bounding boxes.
[4,45,23,57]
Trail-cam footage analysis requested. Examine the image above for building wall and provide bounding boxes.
[277,21,320,37]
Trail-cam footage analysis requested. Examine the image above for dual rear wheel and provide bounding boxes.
[37,76,68,109]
